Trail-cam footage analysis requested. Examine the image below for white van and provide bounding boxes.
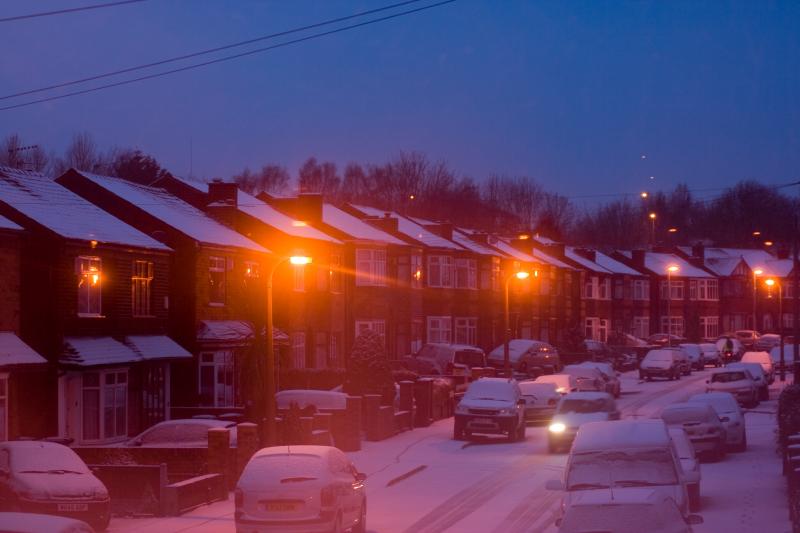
[546,419,689,518]
[741,351,775,384]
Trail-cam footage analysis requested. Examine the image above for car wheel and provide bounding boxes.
[353,503,367,533]
[93,514,111,532]
[688,484,701,512]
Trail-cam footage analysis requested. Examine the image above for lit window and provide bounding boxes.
[132,260,154,317]
[411,255,423,289]
[244,261,260,279]
[76,256,102,316]
[208,256,227,305]
[82,369,127,442]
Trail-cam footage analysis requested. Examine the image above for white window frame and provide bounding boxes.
[82,369,128,442]
[700,316,719,340]
[76,256,102,316]
[660,316,685,337]
[455,259,478,290]
[454,317,478,346]
[426,316,452,344]
[584,317,609,342]
[598,278,611,300]
[633,279,650,301]
[632,316,650,339]
[584,276,598,299]
[660,280,684,300]
[427,255,454,288]
[208,256,227,305]
[132,260,154,317]
[695,279,719,301]
[0,373,7,442]
[355,320,386,343]
[199,350,236,408]
[291,332,306,369]
[355,249,387,287]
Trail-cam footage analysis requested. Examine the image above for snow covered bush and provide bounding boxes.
[343,329,395,405]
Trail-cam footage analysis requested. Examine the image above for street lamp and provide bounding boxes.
[666,265,679,346]
[752,268,763,330]
[648,212,657,246]
[265,255,312,444]
[765,278,785,382]
[504,270,531,378]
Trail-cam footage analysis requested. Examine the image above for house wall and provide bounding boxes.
[0,231,21,332]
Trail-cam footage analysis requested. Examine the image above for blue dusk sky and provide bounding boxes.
[1,0,798,202]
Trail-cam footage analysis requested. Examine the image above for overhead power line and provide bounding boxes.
[0,0,428,101]
[0,0,148,23]
[0,0,458,112]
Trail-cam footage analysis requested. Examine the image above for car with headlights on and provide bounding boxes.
[453,378,526,442]
[519,381,560,425]
[235,445,366,533]
[687,392,746,452]
[0,441,110,531]
[706,368,758,407]
[547,392,620,453]
[660,403,726,461]
[668,427,702,511]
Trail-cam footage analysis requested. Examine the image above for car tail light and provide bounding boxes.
[548,398,557,406]
[234,489,243,508]
[320,487,336,507]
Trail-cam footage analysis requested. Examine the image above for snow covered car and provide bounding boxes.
[0,512,95,533]
[0,442,110,531]
[518,381,560,425]
[734,329,761,350]
[546,419,690,518]
[533,374,578,395]
[234,445,367,533]
[741,351,775,384]
[556,491,702,533]
[706,368,758,407]
[678,344,704,371]
[687,392,746,452]
[639,349,683,381]
[660,403,726,461]
[408,343,486,377]
[453,378,526,442]
[699,343,723,367]
[561,365,605,392]
[487,339,560,375]
[754,333,781,353]
[125,419,237,447]
[727,362,769,401]
[646,333,687,347]
[668,427,702,512]
[547,392,620,453]
[578,361,621,397]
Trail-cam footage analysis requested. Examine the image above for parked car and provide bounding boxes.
[754,333,781,352]
[716,336,744,362]
[668,428,702,512]
[741,351,775,384]
[125,418,237,447]
[674,348,692,376]
[578,361,621,397]
[487,339,560,375]
[734,330,761,350]
[0,441,110,531]
[0,512,95,533]
[453,378,526,442]
[727,362,769,401]
[546,419,690,518]
[556,492,702,533]
[639,349,683,381]
[534,374,578,395]
[583,339,629,370]
[547,392,620,453]
[679,344,704,371]
[769,344,795,375]
[660,403,726,461]
[409,343,487,377]
[687,392,747,452]
[646,333,687,347]
[706,368,758,407]
[519,381,560,425]
[699,343,723,367]
[234,445,367,533]
[562,365,605,392]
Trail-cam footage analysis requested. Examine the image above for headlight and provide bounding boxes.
[556,387,566,394]
[455,404,469,414]
[499,408,516,416]
[549,422,566,433]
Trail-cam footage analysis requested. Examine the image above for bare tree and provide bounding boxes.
[298,157,340,196]
[52,132,113,175]
[0,134,23,168]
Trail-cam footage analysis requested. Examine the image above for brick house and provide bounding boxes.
[0,167,185,444]
[56,170,269,417]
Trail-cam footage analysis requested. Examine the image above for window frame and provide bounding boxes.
[427,316,452,343]
[76,256,102,317]
[355,248,387,287]
[82,369,128,443]
[208,256,227,305]
[131,259,154,317]
[198,350,236,408]
[454,317,478,346]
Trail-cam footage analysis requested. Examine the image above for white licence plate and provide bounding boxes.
[473,418,493,424]
[265,502,299,512]
[57,503,88,512]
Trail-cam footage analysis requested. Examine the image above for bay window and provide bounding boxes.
[427,255,453,288]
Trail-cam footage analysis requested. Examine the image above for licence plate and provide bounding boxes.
[473,418,492,424]
[57,503,88,512]
[265,502,299,512]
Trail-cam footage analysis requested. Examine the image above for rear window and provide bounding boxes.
[712,372,747,383]
[661,407,711,424]
[645,351,673,362]
[240,453,325,484]
[454,350,485,367]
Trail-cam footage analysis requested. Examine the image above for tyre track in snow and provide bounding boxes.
[490,487,562,533]
[619,372,709,418]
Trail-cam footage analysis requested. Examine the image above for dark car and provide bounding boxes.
[646,333,687,347]
[454,378,526,442]
[408,343,487,378]
[0,441,110,531]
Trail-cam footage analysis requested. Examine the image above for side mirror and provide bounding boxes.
[686,514,704,525]
[545,479,564,491]
[355,472,367,482]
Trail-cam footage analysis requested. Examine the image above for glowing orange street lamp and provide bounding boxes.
[648,212,657,245]
[504,270,531,377]
[640,191,649,199]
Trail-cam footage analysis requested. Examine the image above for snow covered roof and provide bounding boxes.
[564,248,613,274]
[450,229,501,256]
[321,204,405,245]
[591,251,642,276]
[703,247,775,269]
[0,214,22,231]
[763,258,794,277]
[61,336,190,366]
[197,320,289,345]
[352,205,463,250]
[72,171,268,253]
[618,251,713,278]
[572,419,670,452]
[532,248,576,269]
[237,191,340,243]
[0,167,168,250]
[485,238,535,262]
[0,332,47,367]
[705,257,745,276]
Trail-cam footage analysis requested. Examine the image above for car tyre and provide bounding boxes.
[353,503,367,533]
[688,484,701,512]
[93,515,111,532]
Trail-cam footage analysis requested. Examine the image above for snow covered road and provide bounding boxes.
[110,369,791,533]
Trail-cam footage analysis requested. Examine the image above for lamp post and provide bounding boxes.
[648,212,657,246]
[504,270,530,378]
[766,278,785,382]
[666,265,679,346]
[752,268,763,330]
[265,255,311,444]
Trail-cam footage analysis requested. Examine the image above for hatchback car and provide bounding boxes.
[727,362,769,401]
[660,403,726,461]
[519,381,560,425]
[409,343,487,378]
[562,365,605,392]
[548,392,620,453]
[578,361,621,398]
[668,428,702,512]
[754,333,781,352]
[0,441,110,531]
[698,343,722,367]
[126,418,237,447]
[235,445,366,533]
[640,350,682,381]
[734,330,761,350]
[687,392,746,452]
[487,339,560,375]
[706,368,758,407]
[454,378,526,442]
[678,344,704,371]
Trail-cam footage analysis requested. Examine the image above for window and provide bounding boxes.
[613,279,624,300]
[314,332,328,369]
[328,333,341,367]
[208,256,226,305]
[0,374,7,441]
[454,317,478,345]
[411,319,423,353]
[584,276,598,299]
[411,255,423,289]
[599,278,611,300]
[694,279,719,301]
[455,259,478,289]
[584,317,610,342]
[293,265,306,292]
[244,261,260,279]
[700,316,719,339]
[355,320,386,345]
[199,351,235,407]
[427,316,452,343]
[659,280,684,300]
[633,279,650,300]
[132,260,154,317]
[76,256,102,316]
[491,258,501,291]
[660,316,685,337]
[632,316,650,339]
[427,255,453,288]
[291,332,306,369]
[82,370,127,441]
[355,249,387,287]
[330,253,343,293]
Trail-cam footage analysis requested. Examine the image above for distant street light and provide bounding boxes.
[752,268,764,330]
[504,270,531,378]
[765,278,785,382]
[668,228,678,233]
[753,231,762,237]
[640,191,649,199]
[666,265,679,346]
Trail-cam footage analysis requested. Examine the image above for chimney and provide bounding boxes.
[424,222,453,241]
[545,243,566,259]
[293,193,323,223]
[207,179,238,208]
[631,249,646,268]
[574,248,597,263]
[366,212,399,234]
[691,243,705,262]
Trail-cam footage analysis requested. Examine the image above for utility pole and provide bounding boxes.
[794,213,799,382]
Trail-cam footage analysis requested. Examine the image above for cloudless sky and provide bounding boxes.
[1,0,798,204]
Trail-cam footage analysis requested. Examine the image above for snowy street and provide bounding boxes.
[110,369,791,533]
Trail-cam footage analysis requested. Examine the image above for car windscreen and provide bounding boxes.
[10,446,90,474]
[566,449,678,490]
[557,398,613,414]
[645,353,673,362]
[711,372,747,383]
[454,350,485,367]
[464,381,514,401]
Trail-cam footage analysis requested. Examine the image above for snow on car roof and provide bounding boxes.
[519,381,558,394]
[235,190,340,243]
[0,166,168,250]
[535,374,574,385]
[572,420,670,452]
[1,441,89,472]
[322,204,405,245]
[0,332,47,366]
[489,339,551,358]
[253,444,337,458]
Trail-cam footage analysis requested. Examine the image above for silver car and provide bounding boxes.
[660,403,726,461]
[688,392,746,452]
